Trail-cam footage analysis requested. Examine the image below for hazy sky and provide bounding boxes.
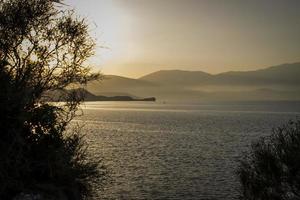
[65,0,300,78]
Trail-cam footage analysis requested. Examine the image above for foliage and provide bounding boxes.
[0,0,104,199]
[237,120,300,200]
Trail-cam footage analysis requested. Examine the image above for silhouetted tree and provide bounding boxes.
[0,0,104,199]
[237,120,300,200]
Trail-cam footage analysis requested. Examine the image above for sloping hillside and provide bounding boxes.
[211,63,300,86]
[87,63,300,102]
[139,70,212,86]
[139,63,300,87]
[87,75,158,96]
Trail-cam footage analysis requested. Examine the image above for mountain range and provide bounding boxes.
[87,62,300,102]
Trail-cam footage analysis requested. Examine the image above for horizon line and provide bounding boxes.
[100,61,300,79]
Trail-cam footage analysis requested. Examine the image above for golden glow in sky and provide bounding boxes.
[65,0,300,78]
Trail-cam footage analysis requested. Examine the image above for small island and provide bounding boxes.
[94,95,156,102]
[82,89,156,101]
[49,88,156,102]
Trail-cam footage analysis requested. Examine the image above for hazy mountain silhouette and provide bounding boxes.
[140,70,212,86]
[87,75,156,96]
[87,63,300,102]
[140,63,300,87]
[210,63,300,86]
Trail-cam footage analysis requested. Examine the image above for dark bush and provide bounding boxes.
[237,120,300,200]
[0,0,104,199]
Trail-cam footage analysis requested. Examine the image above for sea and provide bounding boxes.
[74,101,300,200]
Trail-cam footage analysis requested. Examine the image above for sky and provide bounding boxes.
[64,0,300,78]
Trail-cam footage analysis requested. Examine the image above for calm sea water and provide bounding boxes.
[75,101,300,200]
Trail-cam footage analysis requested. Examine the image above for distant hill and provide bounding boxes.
[140,70,212,86]
[87,75,157,96]
[88,62,300,102]
[210,63,300,86]
[139,63,300,87]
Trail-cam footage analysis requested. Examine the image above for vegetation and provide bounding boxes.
[0,0,104,199]
[238,120,300,200]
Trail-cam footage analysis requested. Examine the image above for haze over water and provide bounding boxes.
[76,101,300,199]
[65,0,300,199]
[2,0,299,199]
[66,0,300,78]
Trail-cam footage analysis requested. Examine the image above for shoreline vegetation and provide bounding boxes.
[0,0,105,199]
[238,119,300,199]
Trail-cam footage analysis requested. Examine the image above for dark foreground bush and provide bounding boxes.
[0,0,104,199]
[238,120,300,200]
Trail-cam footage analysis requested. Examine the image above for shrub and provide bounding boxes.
[237,120,300,200]
[0,0,104,199]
